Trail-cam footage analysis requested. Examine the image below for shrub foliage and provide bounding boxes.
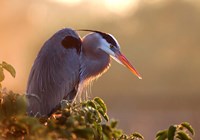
[0,61,195,140]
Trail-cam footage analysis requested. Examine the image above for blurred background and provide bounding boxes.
[0,0,200,139]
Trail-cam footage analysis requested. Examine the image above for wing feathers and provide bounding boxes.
[26,28,81,116]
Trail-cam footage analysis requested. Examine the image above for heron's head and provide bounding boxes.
[78,29,142,79]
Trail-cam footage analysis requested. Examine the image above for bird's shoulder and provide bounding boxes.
[49,28,82,54]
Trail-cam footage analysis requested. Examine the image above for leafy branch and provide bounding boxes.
[156,122,195,140]
[0,61,16,89]
[0,61,196,140]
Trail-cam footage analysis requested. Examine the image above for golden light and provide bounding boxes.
[48,0,139,15]
[49,0,81,5]
[104,0,139,15]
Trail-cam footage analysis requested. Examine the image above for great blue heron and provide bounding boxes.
[26,28,142,116]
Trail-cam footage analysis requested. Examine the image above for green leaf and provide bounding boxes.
[102,124,112,139]
[98,108,109,121]
[181,122,195,136]
[156,130,168,140]
[131,132,144,140]
[168,125,176,140]
[94,123,103,140]
[176,132,192,140]
[87,100,97,109]
[110,119,118,128]
[0,67,5,82]
[119,134,129,139]
[73,127,94,139]
[112,129,122,139]
[156,129,168,138]
[94,97,107,113]
[2,61,16,78]
[104,114,109,122]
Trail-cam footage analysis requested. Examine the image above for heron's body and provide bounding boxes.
[26,28,141,116]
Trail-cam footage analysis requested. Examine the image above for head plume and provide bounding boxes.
[77,29,118,47]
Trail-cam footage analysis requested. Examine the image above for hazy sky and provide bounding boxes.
[48,0,139,15]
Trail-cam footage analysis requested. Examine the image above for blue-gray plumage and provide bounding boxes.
[26,28,142,116]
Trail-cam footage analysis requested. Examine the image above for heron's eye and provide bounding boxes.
[110,45,114,49]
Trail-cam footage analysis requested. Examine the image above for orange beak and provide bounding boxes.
[116,52,142,79]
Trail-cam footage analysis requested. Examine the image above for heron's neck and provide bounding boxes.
[79,48,111,82]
